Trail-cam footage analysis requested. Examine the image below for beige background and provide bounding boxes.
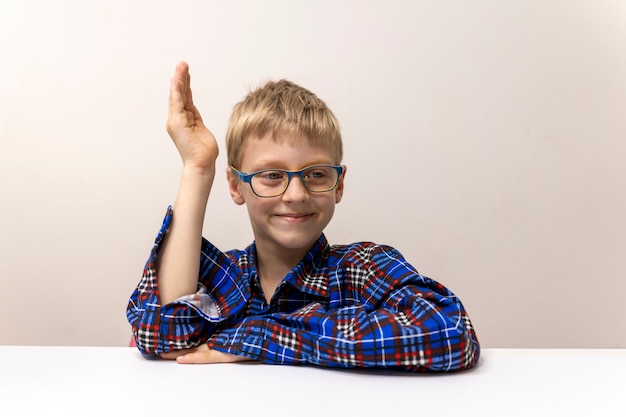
[1,0,624,348]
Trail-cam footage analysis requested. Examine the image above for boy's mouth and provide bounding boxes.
[275,213,314,222]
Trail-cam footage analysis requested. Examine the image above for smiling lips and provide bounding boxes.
[275,213,314,222]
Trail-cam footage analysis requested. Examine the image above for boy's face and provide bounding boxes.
[227,133,345,258]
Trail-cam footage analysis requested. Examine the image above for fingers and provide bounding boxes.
[174,348,251,364]
[176,350,213,364]
[158,343,250,364]
[187,83,204,127]
[185,69,193,110]
[167,61,205,134]
[158,347,193,360]
[157,343,210,363]
[163,61,216,168]
[168,61,189,118]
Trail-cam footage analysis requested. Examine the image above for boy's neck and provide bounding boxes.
[255,244,309,302]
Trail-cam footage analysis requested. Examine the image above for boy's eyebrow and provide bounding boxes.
[247,159,335,171]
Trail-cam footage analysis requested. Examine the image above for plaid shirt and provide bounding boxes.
[127,207,480,371]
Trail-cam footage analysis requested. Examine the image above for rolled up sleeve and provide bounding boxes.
[126,206,249,355]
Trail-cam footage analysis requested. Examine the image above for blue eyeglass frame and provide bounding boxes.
[230,164,344,198]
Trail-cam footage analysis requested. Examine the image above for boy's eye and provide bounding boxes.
[258,171,285,181]
[306,170,326,179]
[303,167,331,181]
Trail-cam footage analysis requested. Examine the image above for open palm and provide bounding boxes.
[166,61,219,172]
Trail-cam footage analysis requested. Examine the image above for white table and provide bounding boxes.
[1,347,624,416]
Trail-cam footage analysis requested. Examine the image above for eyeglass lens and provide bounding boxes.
[251,166,339,197]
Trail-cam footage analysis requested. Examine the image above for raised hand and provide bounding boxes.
[166,61,219,173]
[156,62,220,306]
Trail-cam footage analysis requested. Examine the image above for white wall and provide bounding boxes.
[1,0,624,348]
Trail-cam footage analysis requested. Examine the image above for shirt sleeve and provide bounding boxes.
[125,207,250,355]
[206,244,480,372]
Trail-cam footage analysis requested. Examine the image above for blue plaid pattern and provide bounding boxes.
[127,207,480,371]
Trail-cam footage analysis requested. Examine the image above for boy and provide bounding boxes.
[126,61,480,371]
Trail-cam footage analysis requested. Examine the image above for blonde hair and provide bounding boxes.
[226,79,343,168]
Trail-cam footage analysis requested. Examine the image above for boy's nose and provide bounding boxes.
[282,175,309,202]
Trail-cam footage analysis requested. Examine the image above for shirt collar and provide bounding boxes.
[246,234,331,298]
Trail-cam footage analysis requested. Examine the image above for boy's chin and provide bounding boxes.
[278,234,320,250]
[262,230,322,252]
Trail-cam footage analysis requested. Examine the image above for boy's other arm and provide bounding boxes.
[156,61,219,305]
[199,246,480,371]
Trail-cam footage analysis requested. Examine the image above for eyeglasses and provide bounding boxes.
[230,164,344,198]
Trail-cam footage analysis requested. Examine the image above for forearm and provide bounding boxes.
[157,166,215,304]
[207,301,480,371]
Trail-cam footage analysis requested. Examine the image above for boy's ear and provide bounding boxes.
[226,167,246,205]
[334,165,347,204]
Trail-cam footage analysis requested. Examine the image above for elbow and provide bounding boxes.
[455,329,481,371]
[413,317,481,372]
[439,321,481,372]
